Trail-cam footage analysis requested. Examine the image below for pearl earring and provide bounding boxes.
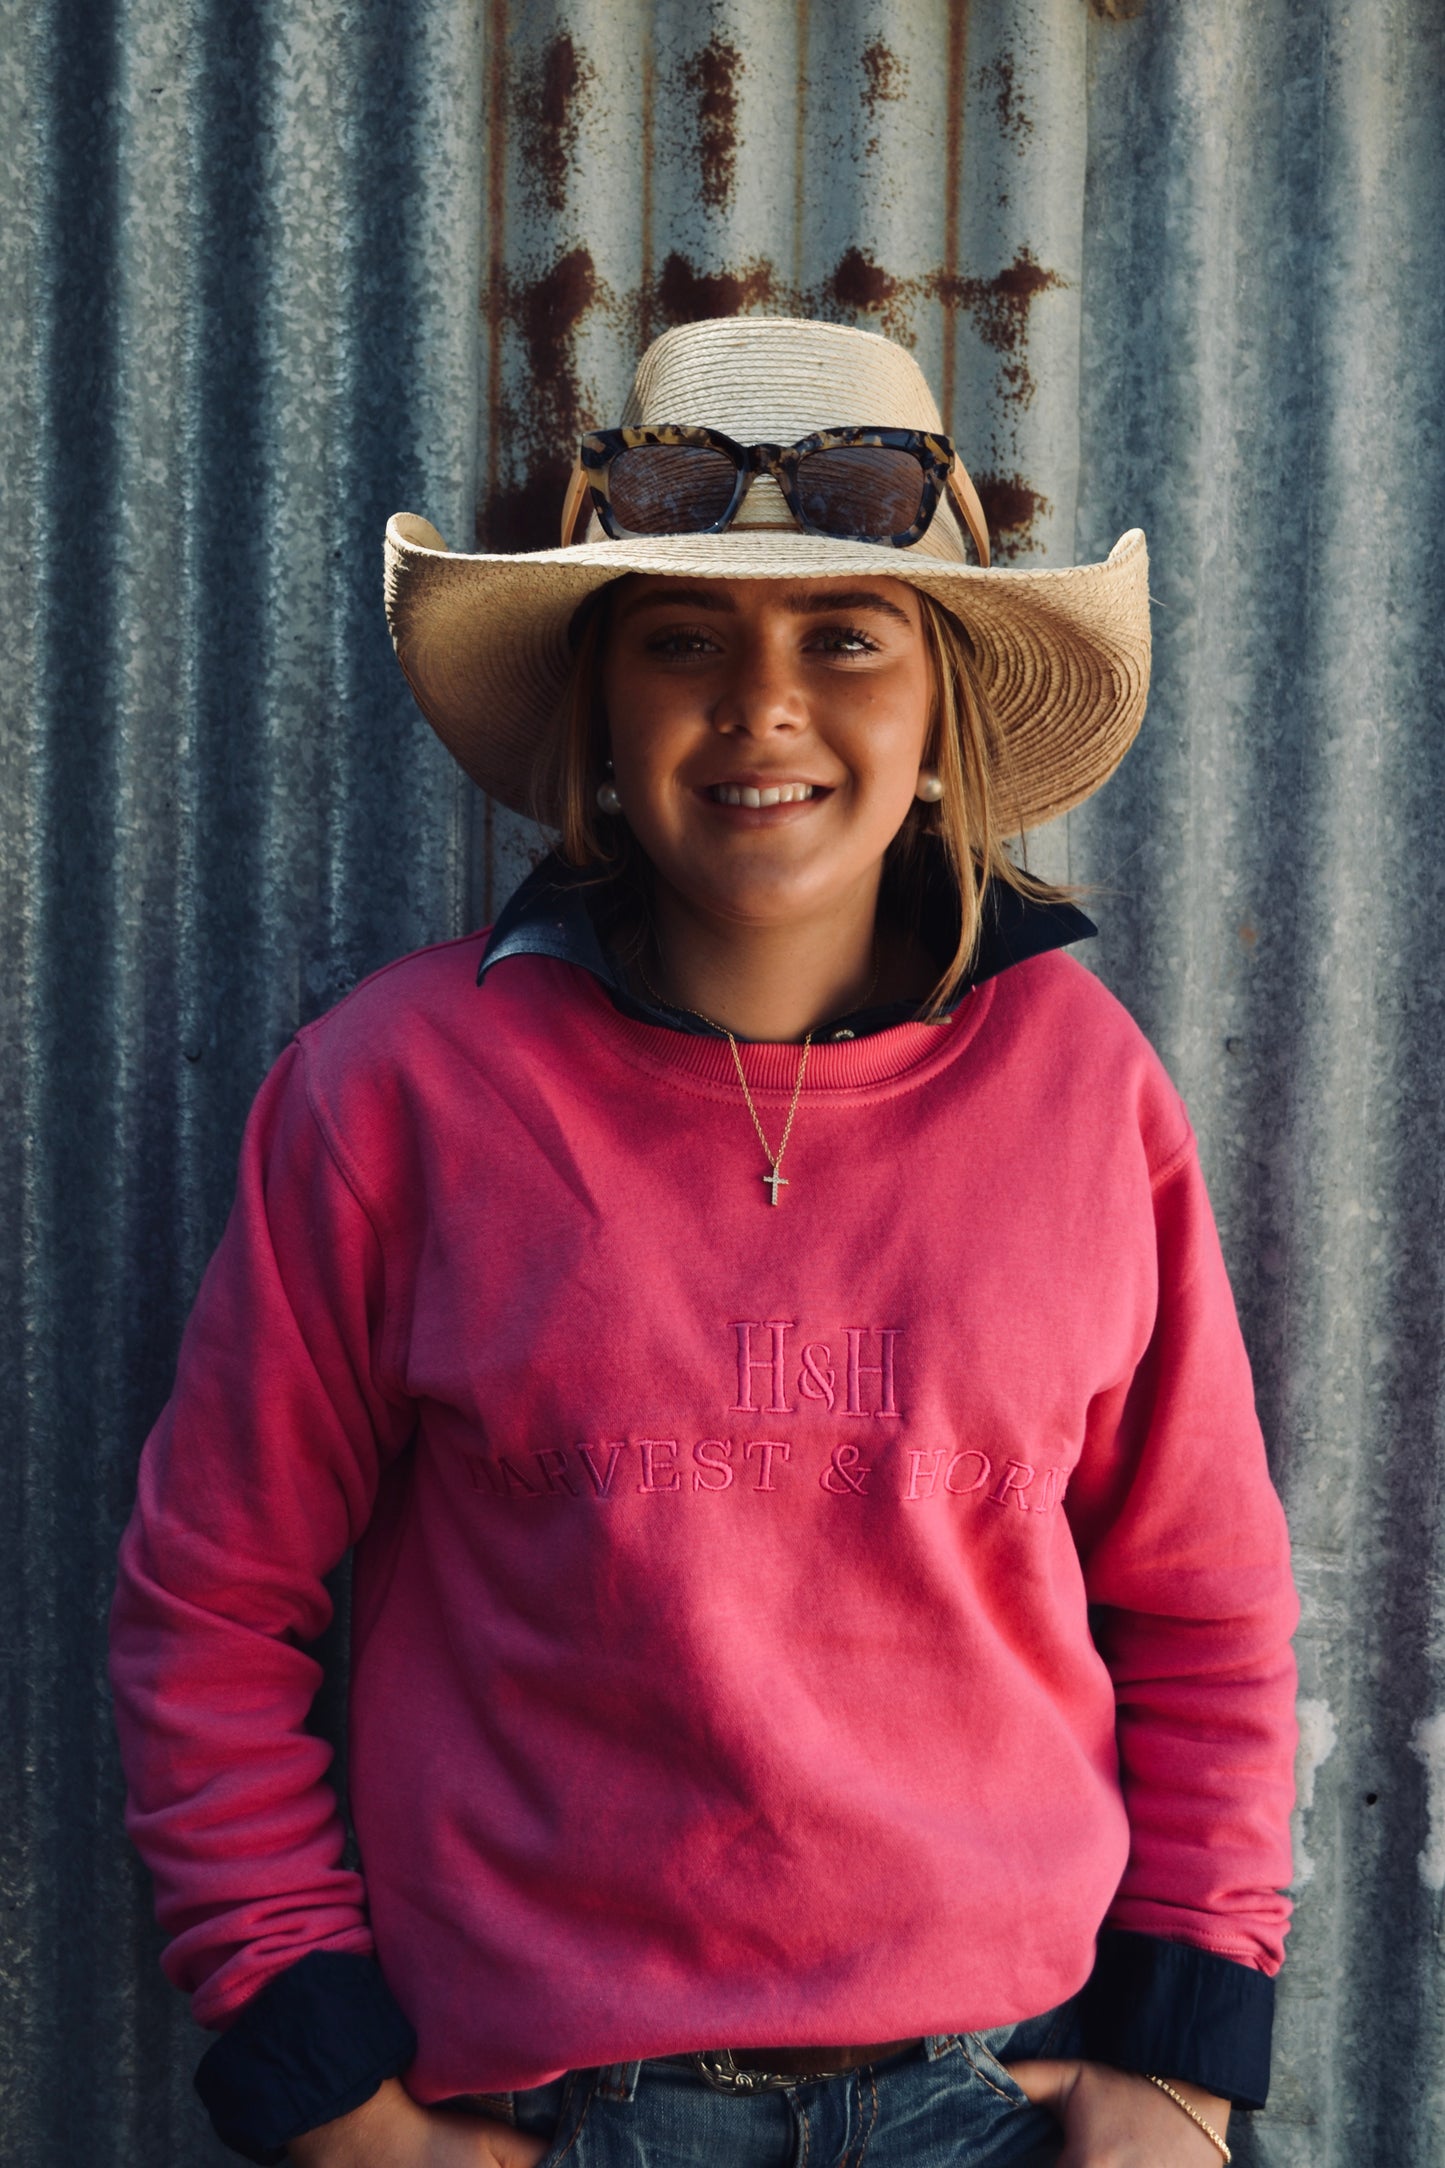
[914,770,944,803]
[596,782,622,814]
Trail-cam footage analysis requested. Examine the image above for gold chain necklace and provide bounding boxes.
[636,960,816,1205]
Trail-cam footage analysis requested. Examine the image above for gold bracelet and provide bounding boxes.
[1143,2074,1232,2163]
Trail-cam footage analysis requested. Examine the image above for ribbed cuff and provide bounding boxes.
[195,1951,418,2163]
[1080,1930,1275,2109]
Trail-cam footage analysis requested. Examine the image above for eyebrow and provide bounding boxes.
[615,585,915,628]
[782,588,914,627]
[615,586,739,621]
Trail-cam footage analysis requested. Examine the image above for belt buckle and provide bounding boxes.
[695,2051,788,2094]
[693,2050,848,2094]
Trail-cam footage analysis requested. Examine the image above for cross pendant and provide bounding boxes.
[762,1166,789,1205]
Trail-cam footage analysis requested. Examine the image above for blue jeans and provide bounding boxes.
[477,2003,1083,2168]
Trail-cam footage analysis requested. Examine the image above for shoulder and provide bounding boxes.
[297,931,488,1057]
[983,950,1195,1184]
[288,930,491,1128]
[287,936,596,1133]
[990,946,1143,1042]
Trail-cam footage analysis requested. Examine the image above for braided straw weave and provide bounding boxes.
[384,316,1150,831]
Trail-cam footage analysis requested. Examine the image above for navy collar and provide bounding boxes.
[477,850,1096,1042]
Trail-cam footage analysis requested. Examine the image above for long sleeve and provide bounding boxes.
[1065,1141,1299,2101]
[108,1039,418,2032]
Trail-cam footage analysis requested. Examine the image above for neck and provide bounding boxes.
[646,882,882,1043]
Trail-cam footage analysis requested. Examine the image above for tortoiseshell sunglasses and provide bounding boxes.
[560,424,991,566]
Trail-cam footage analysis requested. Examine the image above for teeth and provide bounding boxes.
[712,783,816,807]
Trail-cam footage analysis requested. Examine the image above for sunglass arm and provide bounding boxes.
[560,464,592,549]
[949,456,991,568]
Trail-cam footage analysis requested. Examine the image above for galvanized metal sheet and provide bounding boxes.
[1,0,1442,2160]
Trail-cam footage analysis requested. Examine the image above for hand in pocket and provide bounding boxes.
[1004,2059,1229,2165]
[287,2076,554,2167]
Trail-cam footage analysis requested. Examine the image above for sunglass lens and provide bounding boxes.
[795,446,927,541]
[606,444,739,535]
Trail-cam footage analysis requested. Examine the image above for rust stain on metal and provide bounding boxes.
[481,247,603,554]
[974,472,1052,559]
[859,38,906,114]
[655,251,778,325]
[977,52,1030,145]
[934,246,1067,410]
[683,34,745,213]
[824,245,899,315]
[951,247,1064,349]
[819,246,917,343]
[939,0,970,432]
[515,244,600,472]
[859,38,907,157]
[515,32,596,218]
[518,247,600,384]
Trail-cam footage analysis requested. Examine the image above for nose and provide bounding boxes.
[713,625,807,739]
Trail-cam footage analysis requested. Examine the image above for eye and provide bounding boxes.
[643,624,723,658]
[809,623,884,656]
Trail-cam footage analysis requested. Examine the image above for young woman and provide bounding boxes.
[110,316,1298,2168]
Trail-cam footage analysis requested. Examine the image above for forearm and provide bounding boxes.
[1006,2056,1233,2164]
[284,2080,547,2168]
[286,2080,413,2166]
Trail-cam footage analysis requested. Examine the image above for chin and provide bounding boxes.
[674,868,843,929]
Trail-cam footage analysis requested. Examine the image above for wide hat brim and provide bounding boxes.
[384,516,1150,832]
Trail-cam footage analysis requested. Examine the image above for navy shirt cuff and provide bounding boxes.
[195,1951,418,2163]
[1080,1929,1276,2109]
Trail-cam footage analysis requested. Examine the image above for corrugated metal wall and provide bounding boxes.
[1,0,1441,2159]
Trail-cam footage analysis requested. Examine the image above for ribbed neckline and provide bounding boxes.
[477,849,1095,1047]
[563,957,997,1100]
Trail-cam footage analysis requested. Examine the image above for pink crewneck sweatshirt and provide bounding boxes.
[109,938,1298,2102]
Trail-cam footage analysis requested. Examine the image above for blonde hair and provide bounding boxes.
[535,583,1073,1016]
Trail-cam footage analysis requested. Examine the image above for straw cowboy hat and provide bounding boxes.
[384,315,1149,829]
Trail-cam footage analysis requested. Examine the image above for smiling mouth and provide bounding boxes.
[706,782,821,808]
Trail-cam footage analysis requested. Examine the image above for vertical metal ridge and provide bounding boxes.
[939,0,969,435]
[791,0,810,299]
[19,1,124,2152]
[481,0,510,923]
[639,5,656,351]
